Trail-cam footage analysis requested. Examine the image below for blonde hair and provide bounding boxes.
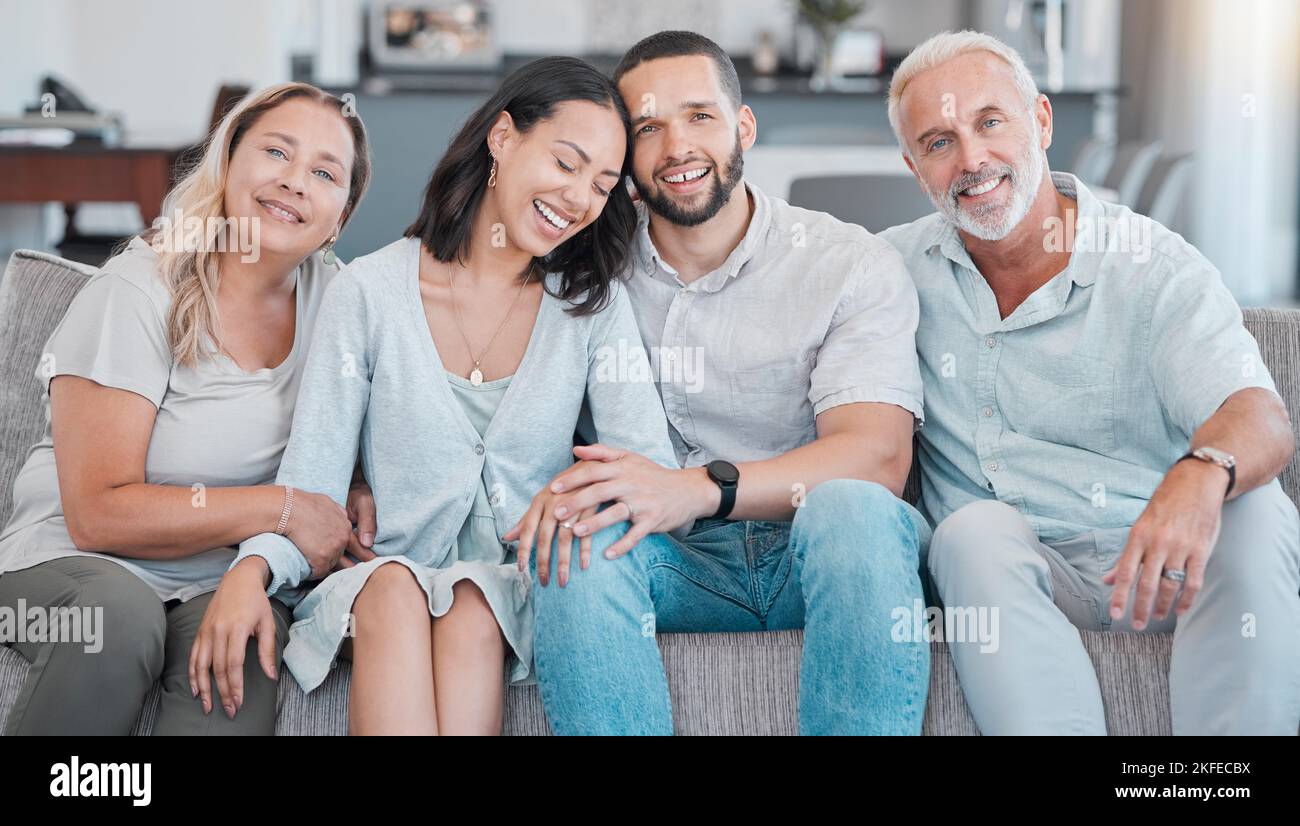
[887,30,1040,152]
[142,82,371,367]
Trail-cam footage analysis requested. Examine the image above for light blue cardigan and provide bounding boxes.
[233,236,679,598]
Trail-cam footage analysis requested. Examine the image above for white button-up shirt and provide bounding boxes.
[623,181,924,467]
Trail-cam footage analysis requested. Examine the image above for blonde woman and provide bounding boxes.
[0,82,372,735]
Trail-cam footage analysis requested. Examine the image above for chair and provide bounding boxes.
[788,174,935,233]
[207,84,251,137]
[1136,153,1193,231]
[1070,136,1116,187]
[1102,140,1164,208]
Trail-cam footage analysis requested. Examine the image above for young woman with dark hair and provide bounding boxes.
[193,56,678,735]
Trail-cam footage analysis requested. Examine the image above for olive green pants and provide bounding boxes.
[0,556,291,735]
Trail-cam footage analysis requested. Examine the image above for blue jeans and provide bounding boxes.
[530,479,932,735]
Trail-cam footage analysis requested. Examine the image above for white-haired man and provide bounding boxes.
[881,29,1300,734]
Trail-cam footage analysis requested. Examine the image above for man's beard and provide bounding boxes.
[922,137,1044,241]
[634,136,744,228]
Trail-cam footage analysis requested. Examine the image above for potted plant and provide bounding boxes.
[797,0,868,90]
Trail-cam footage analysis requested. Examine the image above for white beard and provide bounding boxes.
[924,138,1045,242]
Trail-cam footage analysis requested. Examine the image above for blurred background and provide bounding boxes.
[1,0,1297,304]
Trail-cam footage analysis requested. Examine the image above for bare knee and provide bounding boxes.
[352,563,427,628]
[437,580,501,646]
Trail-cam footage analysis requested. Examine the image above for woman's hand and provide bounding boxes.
[336,481,379,571]
[189,557,279,720]
[284,489,353,578]
[504,482,597,588]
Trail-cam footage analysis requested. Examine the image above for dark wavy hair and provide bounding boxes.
[405,56,636,316]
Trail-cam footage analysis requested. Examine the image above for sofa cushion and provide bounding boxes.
[0,630,1178,735]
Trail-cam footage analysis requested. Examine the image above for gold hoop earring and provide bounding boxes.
[322,235,337,266]
[488,156,498,188]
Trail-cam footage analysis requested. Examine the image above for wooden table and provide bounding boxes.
[0,138,191,239]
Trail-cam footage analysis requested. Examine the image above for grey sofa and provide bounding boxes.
[1,248,1297,735]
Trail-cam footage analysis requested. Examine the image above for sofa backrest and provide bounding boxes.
[0,248,1297,529]
[0,250,96,528]
[1243,309,1300,504]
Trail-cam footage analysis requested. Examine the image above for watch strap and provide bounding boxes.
[1178,451,1236,498]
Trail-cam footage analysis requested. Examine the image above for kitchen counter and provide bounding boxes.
[333,54,1119,99]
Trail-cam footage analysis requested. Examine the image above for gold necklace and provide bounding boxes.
[447,264,533,386]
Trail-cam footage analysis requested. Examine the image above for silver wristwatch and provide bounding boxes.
[1178,446,1237,497]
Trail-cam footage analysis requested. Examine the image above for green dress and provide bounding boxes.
[440,370,531,683]
[445,371,517,568]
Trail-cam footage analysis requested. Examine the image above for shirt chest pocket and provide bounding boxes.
[729,361,815,452]
[1002,354,1117,455]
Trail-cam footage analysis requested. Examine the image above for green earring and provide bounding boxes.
[322,235,337,266]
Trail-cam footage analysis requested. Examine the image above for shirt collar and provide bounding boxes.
[925,171,1103,288]
[633,180,772,290]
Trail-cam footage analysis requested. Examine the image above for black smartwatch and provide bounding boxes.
[705,460,740,519]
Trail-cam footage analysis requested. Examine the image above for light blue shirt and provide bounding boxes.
[881,173,1278,542]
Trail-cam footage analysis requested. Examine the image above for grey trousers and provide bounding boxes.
[0,556,291,735]
[927,480,1300,735]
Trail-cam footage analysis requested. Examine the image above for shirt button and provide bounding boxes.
[985,337,997,348]
[987,461,999,472]
[983,407,993,417]
[489,493,501,506]
[474,444,485,455]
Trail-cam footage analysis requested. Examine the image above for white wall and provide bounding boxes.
[4,0,964,254]
[0,0,75,256]
[1,0,969,136]
[492,0,964,55]
[80,0,292,135]
[1124,0,1300,303]
[0,0,299,250]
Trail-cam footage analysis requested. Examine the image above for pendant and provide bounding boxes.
[470,367,484,386]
